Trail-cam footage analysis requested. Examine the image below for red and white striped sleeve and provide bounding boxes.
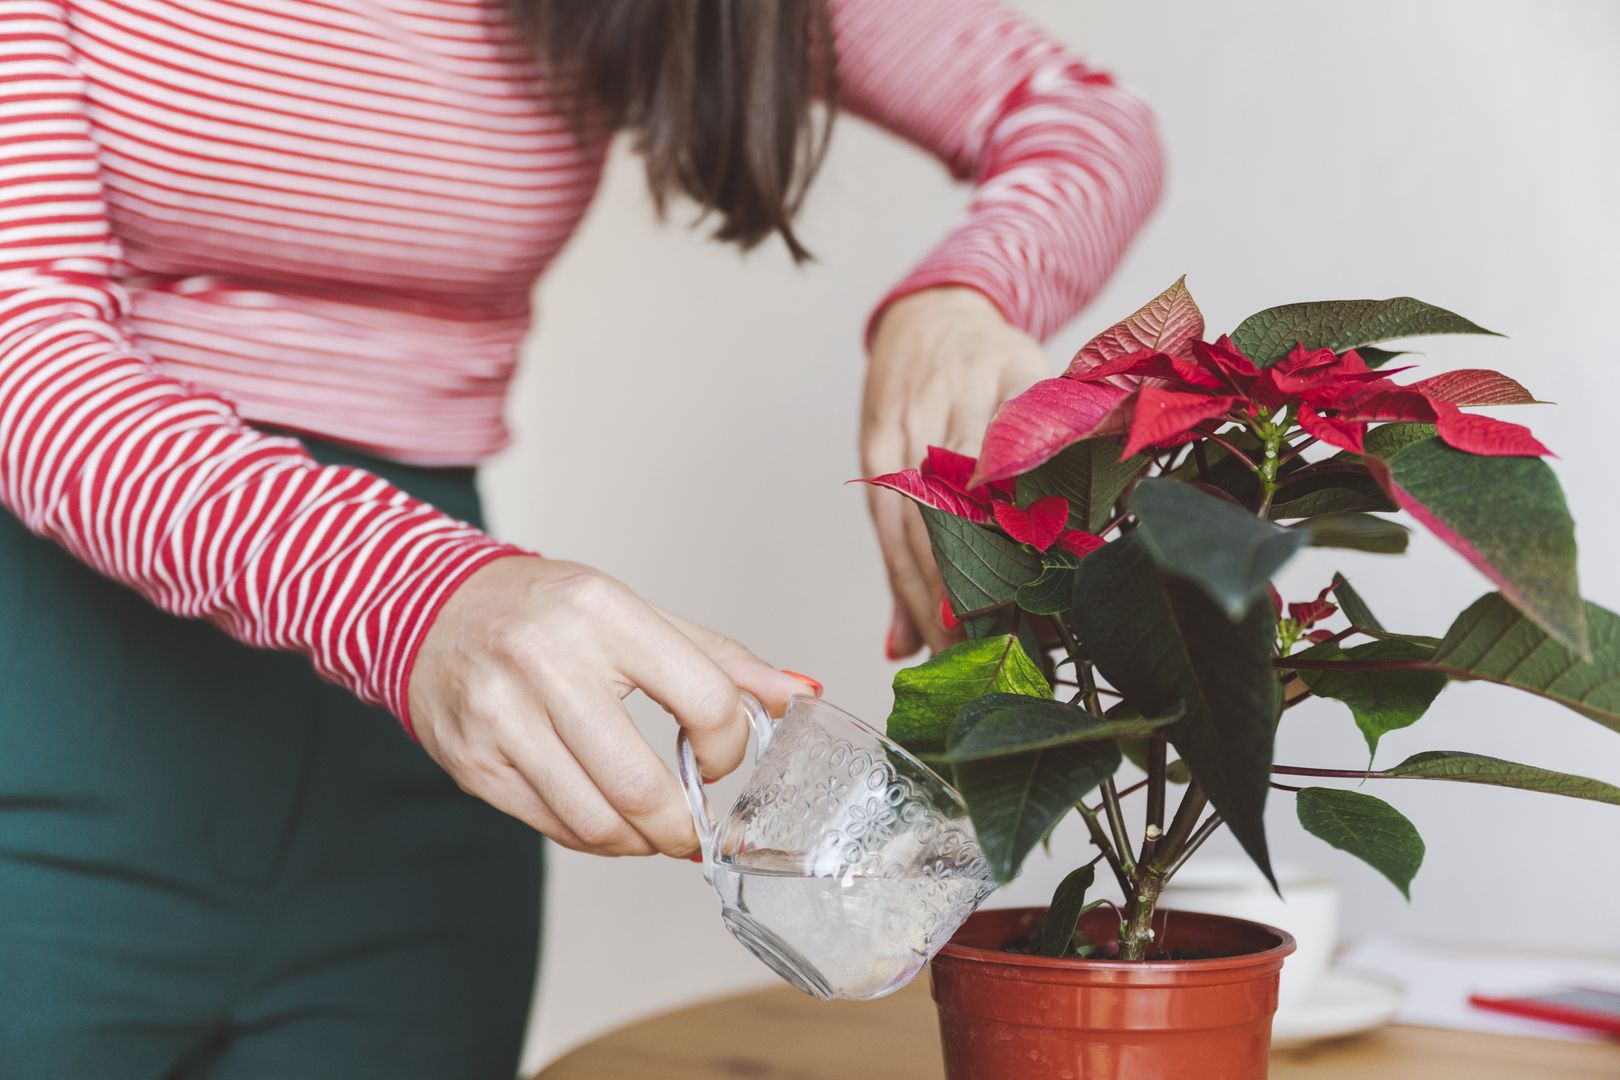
[830,0,1165,342]
[0,1,524,733]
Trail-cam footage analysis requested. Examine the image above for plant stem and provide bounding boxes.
[1192,441,1212,484]
[1087,777,1148,813]
[1075,658,1132,872]
[1145,738,1167,831]
[1276,657,1434,672]
[1256,422,1284,518]
[1075,800,1132,896]
[1278,435,1318,464]
[1053,615,1084,672]
[1118,782,1208,960]
[1273,764,1386,779]
[1054,681,1123,699]
[1073,651,1105,718]
[1100,778,1134,875]
[1156,783,1209,869]
[1163,812,1224,878]
[1194,427,1257,470]
[1140,738,1167,865]
[1118,869,1165,961]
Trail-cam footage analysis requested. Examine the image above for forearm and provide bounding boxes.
[0,294,521,723]
[831,0,1165,343]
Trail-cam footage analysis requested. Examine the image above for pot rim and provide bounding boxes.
[936,905,1296,974]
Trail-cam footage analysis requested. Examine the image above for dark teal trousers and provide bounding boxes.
[0,441,542,1079]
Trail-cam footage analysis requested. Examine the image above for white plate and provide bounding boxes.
[1272,968,1405,1048]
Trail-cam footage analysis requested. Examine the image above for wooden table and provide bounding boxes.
[536,977,1620,1079]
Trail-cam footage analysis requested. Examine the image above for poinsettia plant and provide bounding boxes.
[856,278,1620,961]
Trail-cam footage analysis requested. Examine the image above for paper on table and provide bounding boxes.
[1339,936,1620,1043]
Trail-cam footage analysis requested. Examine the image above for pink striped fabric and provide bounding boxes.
[0,0,1161,728]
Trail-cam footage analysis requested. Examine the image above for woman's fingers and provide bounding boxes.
[941,394,998,459]
[501,715,658,857]
[410,556,828,859]
[898,497,953,652]
[543,687,700,858]
[864,430,930,662]
[866,483,933,660]
[887,596,924,661]
[898,392,952,652]
[650,604,806,714]
[466,759,592,853]
[609,600,755,784]
[417,674,602,852]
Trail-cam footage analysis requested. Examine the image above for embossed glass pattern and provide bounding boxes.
[679,695,997,1001]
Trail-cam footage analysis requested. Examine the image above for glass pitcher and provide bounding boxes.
[678,693,998,1001]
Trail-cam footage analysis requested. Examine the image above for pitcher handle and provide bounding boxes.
[678,691,775,881]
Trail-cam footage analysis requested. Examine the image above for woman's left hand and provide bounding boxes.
[861,286,1051,660]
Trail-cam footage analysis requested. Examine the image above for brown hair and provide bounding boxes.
[524,1,836,262]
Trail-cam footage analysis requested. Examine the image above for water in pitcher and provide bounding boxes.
[710,848,985,1000]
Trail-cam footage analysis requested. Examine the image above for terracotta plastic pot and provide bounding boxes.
[930,906,1295,1080]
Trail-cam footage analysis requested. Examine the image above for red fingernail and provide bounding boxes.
[939,597,960,631]
[783,670,823,696]
[689,854,704,863]
[703,776,719,785]
[885,625,904,661]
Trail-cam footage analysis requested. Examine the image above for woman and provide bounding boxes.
[0,0,1160,1075]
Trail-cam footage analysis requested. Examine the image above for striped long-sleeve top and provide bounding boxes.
[0,0,1163,731]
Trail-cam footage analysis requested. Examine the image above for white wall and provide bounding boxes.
[485,1,1620,1069]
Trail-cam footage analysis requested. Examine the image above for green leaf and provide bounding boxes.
[1331,572,1384,632]
[1355,346,1412,369]
[954,737,1122,884]
[1039,865,1096,957]
[888,636,1050,755]
[1268,471,1396,519]
[1431,594,1620,734]
[1324,575,1439,645]
[1130,478,1309,620]
[1230,297,1499,367]
[1295,787,1425,899]
[1112,703,1191,782]
[1298,512,1410,554]
[1361,422,1437,459]
[921,508,1042,624]
[941,694,1179,763]
[1372,437,1586,654]
[1071,533,1280,885]
[1120,737,1192,784]
[1294,639,1449,756]
[1385,751,1620,807]
[1018,439,1147,532]
[1016,549,1082,615]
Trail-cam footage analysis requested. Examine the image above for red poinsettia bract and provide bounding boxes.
[1077,339,1549,460]
[973,334,1547,486]
[1271,582,1340,643]
[853,446,1106,557]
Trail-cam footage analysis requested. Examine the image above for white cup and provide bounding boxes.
[1160,857,1339,1008]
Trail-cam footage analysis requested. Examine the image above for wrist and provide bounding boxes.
[399,548,537,741]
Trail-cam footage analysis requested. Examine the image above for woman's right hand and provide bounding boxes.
[407,556,812,858]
